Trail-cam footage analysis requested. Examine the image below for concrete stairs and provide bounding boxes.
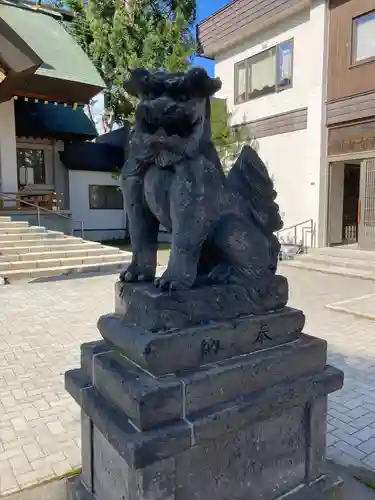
[281,246,375,281]
[0,216,131,281]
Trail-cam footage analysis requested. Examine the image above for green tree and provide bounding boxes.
[211,98,257,172]
[53,0,196,130]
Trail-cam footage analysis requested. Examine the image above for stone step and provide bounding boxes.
[308,246,375,261]
[1,258,131,281]
[0,240,100,253]
[0,253,129,272]
[0,226,46,234]
[281,259,375,281]
[0,246,123,263]
[0,216,11,222]
[0,231,64,242]
[297,253,375,271]
[0,221,29,229]
[0,237,88,250]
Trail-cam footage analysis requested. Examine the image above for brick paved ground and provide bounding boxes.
[0,265,375,495]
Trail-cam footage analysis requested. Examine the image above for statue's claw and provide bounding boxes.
[120,267,154,283]
[154,277,167,290]
[121,270,135,282]
[154,275,192,292]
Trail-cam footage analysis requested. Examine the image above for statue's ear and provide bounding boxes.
[123,68,151,97]
[187,68,222,98]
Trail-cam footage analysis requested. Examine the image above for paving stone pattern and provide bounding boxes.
[0,267,375,494]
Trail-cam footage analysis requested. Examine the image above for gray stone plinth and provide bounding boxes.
[98,307,305,376]
[115,278,289,331]
[66,310,344,500]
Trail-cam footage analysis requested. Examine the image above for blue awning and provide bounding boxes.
[15,100,98,140]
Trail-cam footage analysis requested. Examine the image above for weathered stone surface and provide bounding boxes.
[281,474,344,499]
[81,411,93,494]
[92,350,182,431]
[66,326,343,500]
[116,277,288,330]
[307,397,328,482]
[176,406,306,500]
[192,366,343,446]
[79,384,192,469]
[181,334,327,417]
[65,363,343,470]
[98,307,305,376]
[65,368,90,406]
[80,340,110,378]
[76,334,326,432]
[93,427,175,500]
[68,471,343,500]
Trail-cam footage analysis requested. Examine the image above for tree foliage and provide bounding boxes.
[211,98,257,172]
[53,0,196,129]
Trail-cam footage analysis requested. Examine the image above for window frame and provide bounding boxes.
[351,10,375,66]
[234,38,294,105]
[234,60,247,104]
[16,147,47,187]
[88,185,124,210]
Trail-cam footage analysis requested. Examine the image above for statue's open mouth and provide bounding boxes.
[142,116,199,138]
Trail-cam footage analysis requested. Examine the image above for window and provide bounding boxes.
[352,11,375,64]
[16,148,46,187]
[235,62,247,103]
[89,185,124,210]
[249,48,277,99]
[234,39,294,104]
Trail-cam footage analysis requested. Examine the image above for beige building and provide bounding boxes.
[0,0,127,241]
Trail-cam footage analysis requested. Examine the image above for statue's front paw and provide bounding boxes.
[154,270,194,292]
[120,263,155,283]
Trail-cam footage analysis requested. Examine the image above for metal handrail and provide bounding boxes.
[277,218,315,249]
[0,192,84,238]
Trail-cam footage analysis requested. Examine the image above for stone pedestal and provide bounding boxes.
[66,285,344,500]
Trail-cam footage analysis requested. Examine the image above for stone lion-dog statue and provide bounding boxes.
[120,67,286,308]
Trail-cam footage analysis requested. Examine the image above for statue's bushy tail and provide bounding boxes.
[226,145,283,236]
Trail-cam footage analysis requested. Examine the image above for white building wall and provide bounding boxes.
[254,130,309,225]
[305,0,328,246]
[0,99,18,194]
[69,170,126,242]
[214,1,327,245]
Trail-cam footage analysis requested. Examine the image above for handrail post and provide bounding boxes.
[0,191,84,240]
[294,225,297,245]
[81,221,84,239]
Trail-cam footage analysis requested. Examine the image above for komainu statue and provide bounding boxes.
[120,67,287,326]
[66,66,344,500]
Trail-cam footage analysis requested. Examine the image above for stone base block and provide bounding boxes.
[98,306,305,375]
[66,308,344,500]
[68,472,343,500]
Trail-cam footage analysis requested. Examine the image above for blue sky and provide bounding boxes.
[194,0,229,75]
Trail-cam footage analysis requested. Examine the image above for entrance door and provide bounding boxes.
[358,159,375,249]
[342,164,360,244]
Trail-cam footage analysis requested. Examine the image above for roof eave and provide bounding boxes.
[197,0,310,58]
[0,0,73,21]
